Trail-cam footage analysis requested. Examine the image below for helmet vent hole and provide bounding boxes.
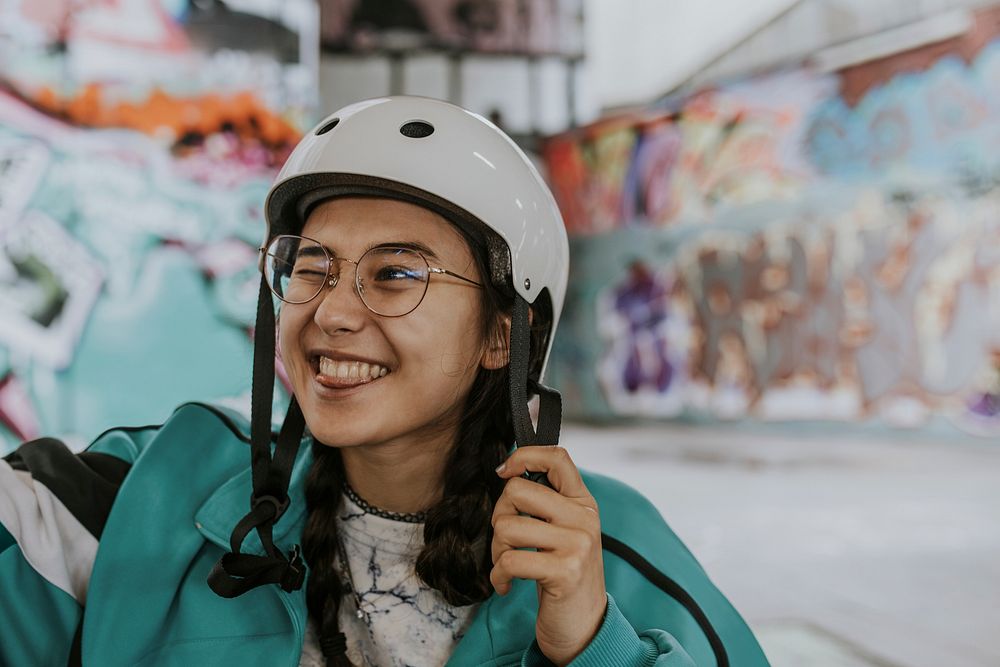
[315,118,340,135]
[400,121,434,138]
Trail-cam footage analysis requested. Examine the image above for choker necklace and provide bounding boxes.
[342,482,429,524]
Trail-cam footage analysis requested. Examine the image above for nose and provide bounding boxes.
[313,263,368,335]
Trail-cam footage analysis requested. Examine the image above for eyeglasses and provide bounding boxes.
[261,234,483,317]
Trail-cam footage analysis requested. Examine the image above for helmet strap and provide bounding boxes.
[508,295,562,485]
[208,274,306,598]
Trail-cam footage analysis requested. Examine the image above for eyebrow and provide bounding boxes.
[296,238,443,262]
[296,245,326,258]
[366,241,441,261]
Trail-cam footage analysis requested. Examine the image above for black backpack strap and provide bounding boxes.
[5,438,133,540]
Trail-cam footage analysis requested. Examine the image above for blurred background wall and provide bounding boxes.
[2,3,999,666]
[2,0,1000,450]
[545,3,1000,435]
[0,0,321,451]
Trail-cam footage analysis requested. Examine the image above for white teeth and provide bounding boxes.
[318,357,389,381]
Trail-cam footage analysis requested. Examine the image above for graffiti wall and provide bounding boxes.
[0,0,318,454]
[544,8,1000,433]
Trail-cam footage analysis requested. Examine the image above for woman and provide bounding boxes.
[0,97,769,666]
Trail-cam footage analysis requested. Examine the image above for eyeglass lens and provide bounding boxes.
[263,236,430,316]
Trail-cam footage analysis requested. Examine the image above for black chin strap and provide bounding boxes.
[208,275,307,598]
[508,295,562,485]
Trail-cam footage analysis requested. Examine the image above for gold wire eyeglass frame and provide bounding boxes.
[259,234,483,317]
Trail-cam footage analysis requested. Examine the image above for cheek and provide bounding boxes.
[431,325,485,390]
[393,297,483,375]
[276,307,307,370]
[436,339,482,377]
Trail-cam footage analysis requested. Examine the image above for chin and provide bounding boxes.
[299,406,379,449]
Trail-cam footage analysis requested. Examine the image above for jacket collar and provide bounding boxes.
[191,439,539,665]
[194,441,313,555]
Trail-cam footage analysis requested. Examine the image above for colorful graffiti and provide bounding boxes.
[25,85,299,150]
[806,51,1000,178]
[544,40,1000,236]
[677,188,1000,422]
[544,9,1000,432]
[0,0,316,454]
[552,185,1000,429]
[541,70,833,234]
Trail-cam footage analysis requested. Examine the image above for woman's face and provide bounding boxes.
[278,197,489,451]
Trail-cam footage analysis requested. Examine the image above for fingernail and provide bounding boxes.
[495,462,506,474]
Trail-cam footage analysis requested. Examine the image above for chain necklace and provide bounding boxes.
[335,530,370,624]
[342,482,429,523]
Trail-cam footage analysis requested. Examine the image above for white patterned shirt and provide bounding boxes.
[298,492,479,667]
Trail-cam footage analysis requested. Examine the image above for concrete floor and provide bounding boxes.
[561,423,1000,667]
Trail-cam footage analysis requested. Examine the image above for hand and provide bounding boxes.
[491,446,607,666]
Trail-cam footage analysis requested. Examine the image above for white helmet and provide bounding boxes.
[264,96,568,377]
[209,96,569,600]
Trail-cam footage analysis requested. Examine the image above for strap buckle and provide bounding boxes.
[251,493,290,522]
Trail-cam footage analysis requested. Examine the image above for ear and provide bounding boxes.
[480,312,511,370]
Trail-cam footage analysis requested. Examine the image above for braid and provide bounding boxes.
[414,214,523,606]
[416,364,511,605]
[302,440,352,667]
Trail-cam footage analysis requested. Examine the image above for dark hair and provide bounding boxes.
[300,218,548,666]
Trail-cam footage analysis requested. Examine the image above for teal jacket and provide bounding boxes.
[0,403,770,666]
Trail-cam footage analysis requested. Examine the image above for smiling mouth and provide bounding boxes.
[314,357,390,388]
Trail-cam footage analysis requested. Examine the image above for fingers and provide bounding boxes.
[496,445,590,499]
[492,476,597,525]
[490,445,603,597]
[493,446,597,525]
[490,548,561,596]
[489,522,601,597]
[490,514,588,564]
